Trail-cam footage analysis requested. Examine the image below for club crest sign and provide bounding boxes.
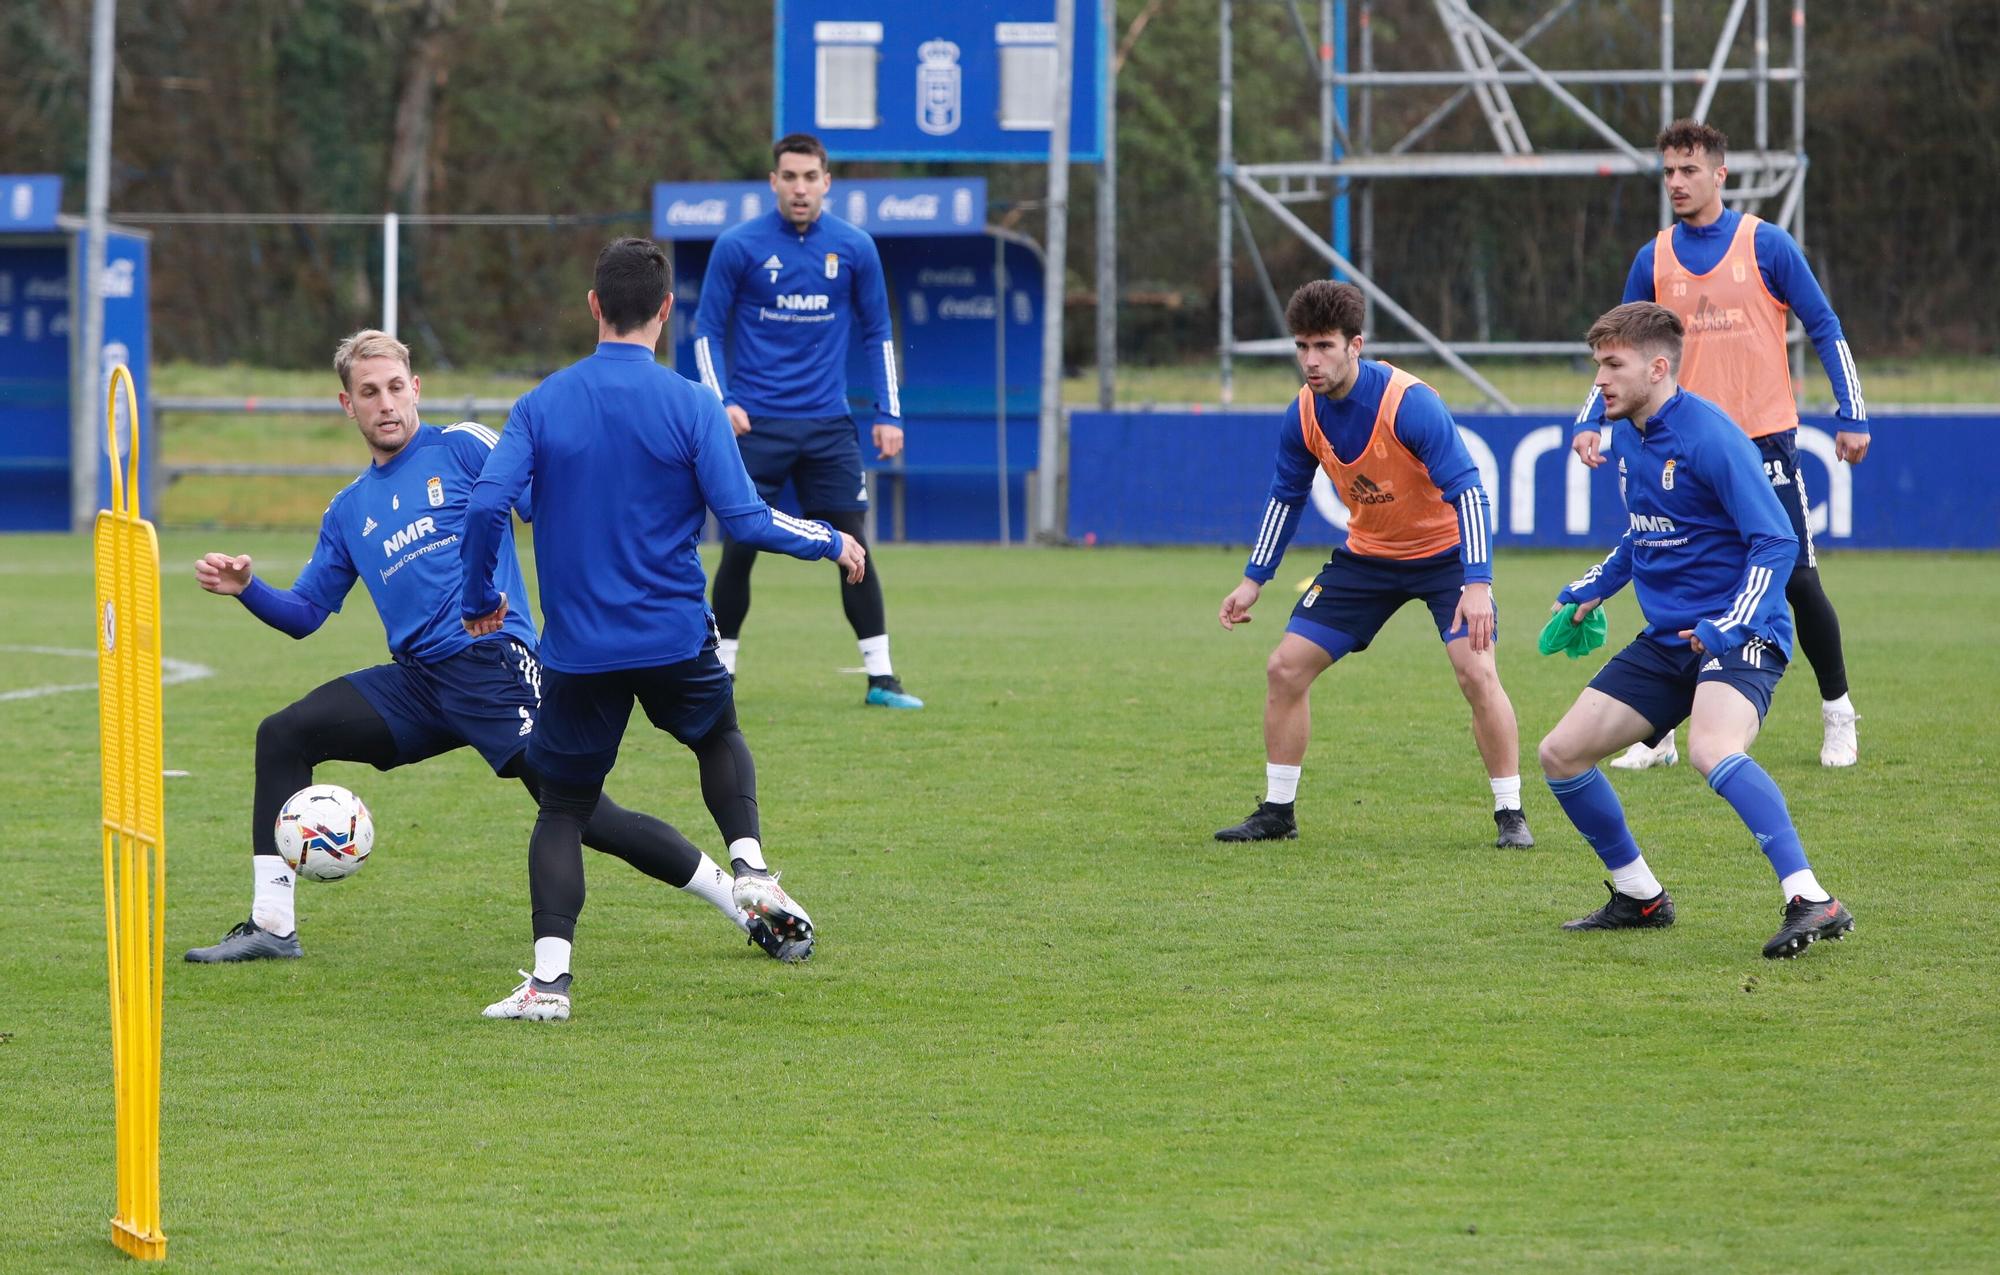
[917,40,962,136]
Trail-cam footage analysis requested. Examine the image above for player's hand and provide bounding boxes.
[463,592,508,637]
[1835,430,1870,464]
[1219,579,1262,631]
[1572,430,1607,469]
[872,422,904,460]
[1571,596,1602,622]
[835,533,867,584]
[726,405,752,437]
[1452,582,1496,653]
[195,552,253,596]
[1677,627,1707,656]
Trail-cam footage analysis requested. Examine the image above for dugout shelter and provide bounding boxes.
[0,175,152,532]
[653,177,1042,542]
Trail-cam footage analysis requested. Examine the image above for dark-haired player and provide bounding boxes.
[462,238,866,1021]
[1575,118,1868,769]
[1542,302,1854,959]
[693,132,921,709]
[185,329,779,967]
[1214,280,1533,850]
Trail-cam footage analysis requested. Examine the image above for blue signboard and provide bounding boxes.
[1067,410,2000,551]
[775,1,1106,162]
[0,175,62,231]
[654,178,986,242]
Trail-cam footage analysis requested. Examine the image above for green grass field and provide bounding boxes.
[4,538,1996,1271]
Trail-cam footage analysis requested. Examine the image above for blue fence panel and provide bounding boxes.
[1068,410,2000,551]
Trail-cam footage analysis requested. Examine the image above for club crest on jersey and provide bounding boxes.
[825,252,840,279]
[1302,584,1322,608]
[1732,262,1748,283]
[1661,458,1677,490]
[426,476,444,507]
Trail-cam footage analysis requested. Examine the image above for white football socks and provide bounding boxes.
[1780,869,1832,903]
[717,638,740,676]
[858,633,893,678]
[1490,775,1523,813]
[251,854,296,936]
[1823,692,1854,716]
[1612,856,1666,901]
[728,836,767,873]
[1264,763,1301,806]
[682,852,751,932]
[533,937,571,983]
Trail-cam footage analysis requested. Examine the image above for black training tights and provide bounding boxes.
[1786,565,1849,702]
[252,676,704,890]
[524,716,759,943]
[252,677,398,860]
[710,508,885,641]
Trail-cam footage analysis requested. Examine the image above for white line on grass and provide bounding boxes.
[0,644,215,703]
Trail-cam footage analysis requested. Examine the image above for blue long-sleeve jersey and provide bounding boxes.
[1575,209,1866,431]
[1244,361,1493,585]
[460,342,846,673]
[692,209,901,422]
[271,421,538,661]
[1559,388,1798,658]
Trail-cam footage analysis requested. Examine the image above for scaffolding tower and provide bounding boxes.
[1218,0,1810,410]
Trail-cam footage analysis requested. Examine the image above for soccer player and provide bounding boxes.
[1575,119,1868,769]
[460,237,865,1021]
[1542,302,1854,959]
[692,132,921,709]
[184,330,788,969]
[1215,280,1534,850]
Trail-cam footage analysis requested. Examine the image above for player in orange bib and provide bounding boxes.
[1216,281,1533,849]
[1573,119,1868,769]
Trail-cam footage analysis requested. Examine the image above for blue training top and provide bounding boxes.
[1575,209,1867,432]
[1244,359,1494,586]
[1559,387,1799,658]
[691,208,901,422]
[269,421,538,662]
[460,342,847,673]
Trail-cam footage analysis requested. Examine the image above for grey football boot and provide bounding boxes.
[184,918,302,963]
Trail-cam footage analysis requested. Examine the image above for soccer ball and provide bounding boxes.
[275,784,374,882]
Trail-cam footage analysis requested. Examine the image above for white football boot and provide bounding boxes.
[1610,732,1679,771]
[1820,701,1860,767]
[732,872,814,961]
[482,970,572,1021]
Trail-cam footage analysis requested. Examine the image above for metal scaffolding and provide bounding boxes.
[1218,0,1809,410]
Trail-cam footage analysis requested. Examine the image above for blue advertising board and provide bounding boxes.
[775,0,1106,161]
[654,178,986,241]
[1067,410,2000,552]
[0,175,63,231]
[0,223,150,531]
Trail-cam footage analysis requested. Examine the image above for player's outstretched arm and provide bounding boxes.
[1219,578,1262,631]
[198,552,331,639]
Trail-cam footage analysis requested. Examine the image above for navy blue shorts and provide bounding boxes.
[528,647,737,785]
[343,638,542,775]
[1588,633,1788,746]
[1285,546,1484,659]
[735,414,868,514]
[1755,429,1816,569]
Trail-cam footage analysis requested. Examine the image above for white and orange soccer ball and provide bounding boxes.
[275,783,375,882]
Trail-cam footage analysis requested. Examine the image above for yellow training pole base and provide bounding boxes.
[111,1216,167,1261]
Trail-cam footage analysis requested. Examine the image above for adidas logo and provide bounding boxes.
[1347,474,1396,505]
[273,874,293,887]
[1701,658,1722,672]
[361,516,377,536]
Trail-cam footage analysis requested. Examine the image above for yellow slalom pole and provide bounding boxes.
[97,363,167,1261]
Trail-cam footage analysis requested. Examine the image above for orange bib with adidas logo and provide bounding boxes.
[1653,215,1797,439]
[1297,367,1461,560]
